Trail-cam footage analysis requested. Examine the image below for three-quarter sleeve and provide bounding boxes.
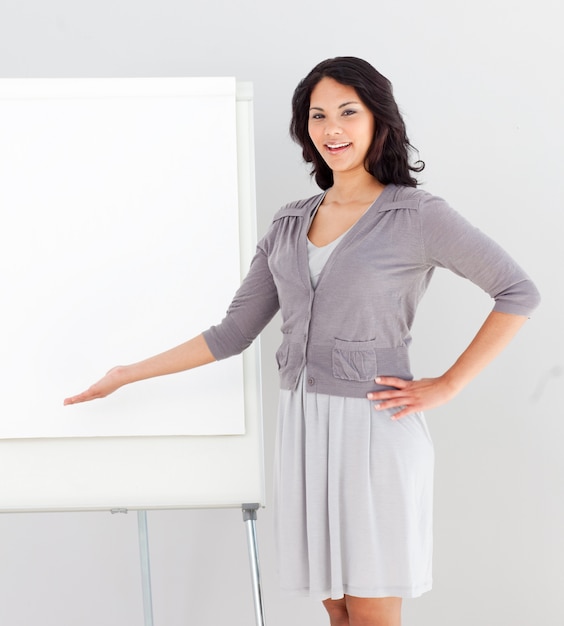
[203,241,280,360]
[419,196,541,316]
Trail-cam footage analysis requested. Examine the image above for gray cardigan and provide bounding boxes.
[203,184,540,398]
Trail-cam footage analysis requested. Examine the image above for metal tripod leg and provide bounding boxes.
[138,510,154,626]
[242,504,266,626]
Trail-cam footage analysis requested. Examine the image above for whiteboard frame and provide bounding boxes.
[0,81,265,513]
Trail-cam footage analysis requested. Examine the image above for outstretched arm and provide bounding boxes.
[367,311,529,420]
[64,333,215,405]
[64,240,280,406]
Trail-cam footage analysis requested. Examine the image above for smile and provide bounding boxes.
[325,142,351,153]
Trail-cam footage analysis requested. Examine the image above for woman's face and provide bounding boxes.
[307,77,375,177]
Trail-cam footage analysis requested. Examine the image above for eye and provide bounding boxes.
[342,109,357,117]
[310,113,325,120]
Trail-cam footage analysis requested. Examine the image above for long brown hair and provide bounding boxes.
[290,57,424,189]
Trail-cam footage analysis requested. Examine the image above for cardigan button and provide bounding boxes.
[307,377,315,386]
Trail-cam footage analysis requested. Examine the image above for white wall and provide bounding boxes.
[0,1,562,624]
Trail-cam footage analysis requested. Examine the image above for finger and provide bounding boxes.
[372,398,415,419]
[64,394,88,405]
[373,398,410,412]
[63,390,100,405]
[390,407,414,420]
[367,388,407,401]
[375,376,409,389]
[370,395,413,417]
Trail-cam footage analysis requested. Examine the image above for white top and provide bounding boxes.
[307,231,347,288]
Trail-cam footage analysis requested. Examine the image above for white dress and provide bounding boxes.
[273,234,435,600]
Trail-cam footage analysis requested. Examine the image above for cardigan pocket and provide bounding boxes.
[276,335,305,378]
[332,338,378,382]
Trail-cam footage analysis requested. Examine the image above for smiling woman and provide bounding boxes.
[64,57,540,626]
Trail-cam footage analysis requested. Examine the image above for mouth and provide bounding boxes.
[325,142,351,154]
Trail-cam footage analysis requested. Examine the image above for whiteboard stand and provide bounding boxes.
[0,77,266,625]
[242,503,266,626]
[137,511,155,626]
[133,506,265,626]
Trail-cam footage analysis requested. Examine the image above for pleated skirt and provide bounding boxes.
[274,371,434,600]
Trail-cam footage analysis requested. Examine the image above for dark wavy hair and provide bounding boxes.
[290,57,424,189]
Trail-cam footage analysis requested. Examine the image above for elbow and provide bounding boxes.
[493,278,541,317]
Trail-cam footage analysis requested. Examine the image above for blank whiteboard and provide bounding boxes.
[0,78,265,511]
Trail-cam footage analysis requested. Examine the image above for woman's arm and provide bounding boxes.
[64,333,215,405]
[65,228,281,406]
[368,311,529,420]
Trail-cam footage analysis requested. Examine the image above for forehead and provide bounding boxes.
[309,77,362,107]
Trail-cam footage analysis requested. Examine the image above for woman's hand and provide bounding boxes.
[63,333,217,406]
[63,366,128,405]
[368,312,530,420]
[367,375,460,420]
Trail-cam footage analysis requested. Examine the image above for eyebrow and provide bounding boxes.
[309,101,361,111]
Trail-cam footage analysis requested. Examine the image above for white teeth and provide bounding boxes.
[327,142,351,149]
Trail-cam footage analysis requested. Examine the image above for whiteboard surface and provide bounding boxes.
[0,78,265,511]
[0,77,244,439]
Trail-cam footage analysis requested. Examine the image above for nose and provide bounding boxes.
[324,117,343,136]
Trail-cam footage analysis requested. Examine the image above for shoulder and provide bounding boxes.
[257,192,324,252]
[382,186,469,235]
[271,192,325,221]
[381,185,449,213]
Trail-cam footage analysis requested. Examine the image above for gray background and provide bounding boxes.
[0,0,562,625]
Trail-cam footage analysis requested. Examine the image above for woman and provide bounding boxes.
[65,57,540,626]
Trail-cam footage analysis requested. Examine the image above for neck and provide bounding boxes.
[329,170,384,204]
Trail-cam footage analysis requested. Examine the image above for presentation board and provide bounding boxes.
[0,78,265,511]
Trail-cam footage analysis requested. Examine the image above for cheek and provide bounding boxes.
[307,123,317,140]
[308,126,323,150]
